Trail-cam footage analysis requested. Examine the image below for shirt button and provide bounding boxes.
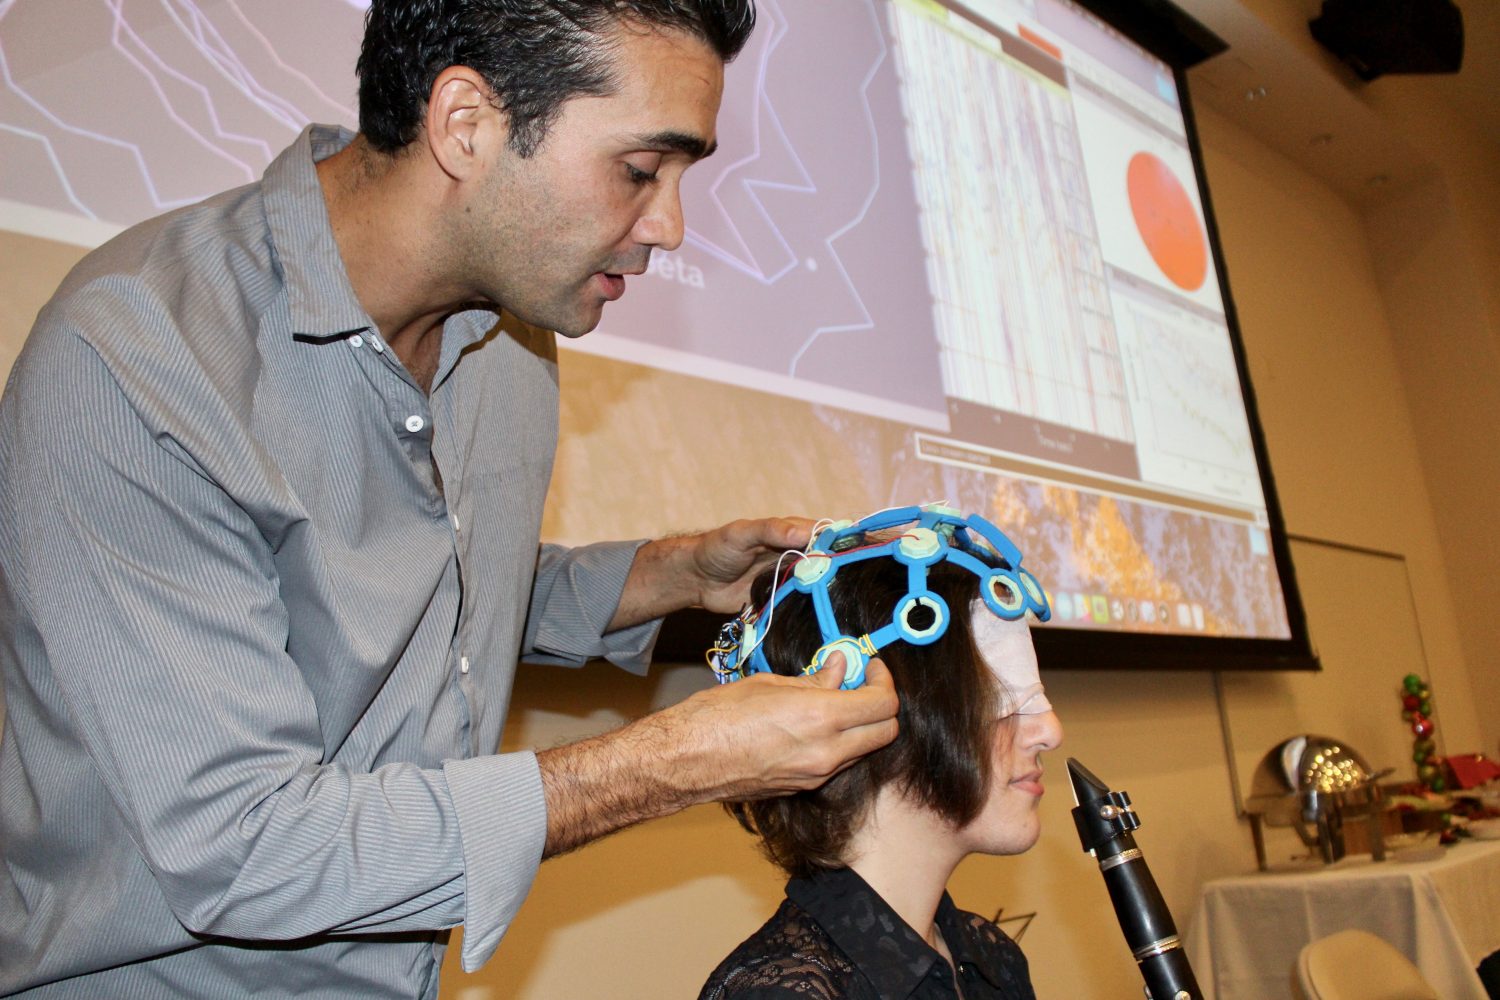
[404,414,425,433]
[451,513,462,532]
[459,656,470,675]
[348,334,364,349]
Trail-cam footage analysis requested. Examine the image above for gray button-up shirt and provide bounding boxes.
[0,125,657,998]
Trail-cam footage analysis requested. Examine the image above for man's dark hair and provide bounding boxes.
[727,552,1013,879]
[357,0,756,157]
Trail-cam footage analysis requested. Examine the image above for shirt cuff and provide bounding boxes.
[444,751,547,972]
[531,540,662,676]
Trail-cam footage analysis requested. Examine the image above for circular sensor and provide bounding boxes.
[896,593,948,643]
[1018,570,1046,607]
[812,638,870,689]
[898,528,942,561]
[987,572,1025,615]
[792,553,833,586]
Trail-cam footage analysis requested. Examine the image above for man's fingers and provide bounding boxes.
[834,715,900,761]
[807,650,848,690]
[860,654,893,692]
[712,516,809,565]
[825,656,898,728]
[788,717,900,791]
[771,515,814,550]
[792,652,898,726]
[699,652,902,799]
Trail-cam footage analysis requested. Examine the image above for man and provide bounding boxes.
[0,2,898,996]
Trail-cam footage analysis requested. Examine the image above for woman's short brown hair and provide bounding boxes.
[726,551,1013,878]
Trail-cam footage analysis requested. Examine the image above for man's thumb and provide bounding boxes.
[809,649,849,689]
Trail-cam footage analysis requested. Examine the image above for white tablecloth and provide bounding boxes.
[1186,839,1500,999]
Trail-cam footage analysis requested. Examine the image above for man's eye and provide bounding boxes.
[625,163,659,185]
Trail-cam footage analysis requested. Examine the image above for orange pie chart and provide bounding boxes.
[1126,151,1207,292]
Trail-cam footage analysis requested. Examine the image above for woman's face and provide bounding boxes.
[957,609,1063,856]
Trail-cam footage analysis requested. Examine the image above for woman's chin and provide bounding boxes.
[962,816,1042,857]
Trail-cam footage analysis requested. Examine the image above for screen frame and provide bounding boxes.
[653,0,1319,673]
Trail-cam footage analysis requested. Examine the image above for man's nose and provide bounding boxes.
[635,182,685,251]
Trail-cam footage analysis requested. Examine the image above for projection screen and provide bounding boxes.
[0,0,1315,668]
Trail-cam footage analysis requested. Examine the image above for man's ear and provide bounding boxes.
[424,65,505,181]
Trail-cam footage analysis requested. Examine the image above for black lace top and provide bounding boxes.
[698,867,1036,999]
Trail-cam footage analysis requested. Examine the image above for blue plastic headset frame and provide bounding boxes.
[708,504,1051,689]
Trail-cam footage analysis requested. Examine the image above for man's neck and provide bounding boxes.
[315,136,461,391]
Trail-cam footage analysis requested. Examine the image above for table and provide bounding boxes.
[1186,839,1500,999]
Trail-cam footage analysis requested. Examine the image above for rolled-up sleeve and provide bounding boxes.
[523,541,662,675]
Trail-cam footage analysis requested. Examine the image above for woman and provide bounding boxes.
[700,505,1062,999]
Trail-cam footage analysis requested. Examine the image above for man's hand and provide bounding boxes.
[537,652,898,858]
[608,516,813,630]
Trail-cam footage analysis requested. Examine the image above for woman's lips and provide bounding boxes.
[1011,772,1045,797]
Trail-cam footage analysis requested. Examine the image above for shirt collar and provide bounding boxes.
[262,124,375,339]
[784,867,939,999]
[934,890,1007,991]
[786,868,1010,998]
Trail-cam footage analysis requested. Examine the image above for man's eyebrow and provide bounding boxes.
[631,130,717,160]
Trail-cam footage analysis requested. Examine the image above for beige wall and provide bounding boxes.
[1220,0,1500,763]
[1363,173,1500,768]
[1360,116,1500,780]
[0,230,88,384]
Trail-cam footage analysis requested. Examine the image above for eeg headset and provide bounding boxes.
[707,503,1051,690]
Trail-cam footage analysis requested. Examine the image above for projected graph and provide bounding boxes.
[1128,303,1255,475]
[886,0,1134,446]
[1126,151,1207,292]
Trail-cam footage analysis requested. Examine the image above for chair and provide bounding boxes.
[1295,929,1440,1000]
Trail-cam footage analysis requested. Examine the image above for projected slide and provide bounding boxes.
[0,0,1293,641]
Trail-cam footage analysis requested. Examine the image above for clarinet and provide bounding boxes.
[1068,758,1202,1000]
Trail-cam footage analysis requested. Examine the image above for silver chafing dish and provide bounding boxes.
[1245,735,1392,870]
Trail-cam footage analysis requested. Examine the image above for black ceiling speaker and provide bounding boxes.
[1309,0,1464,81]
